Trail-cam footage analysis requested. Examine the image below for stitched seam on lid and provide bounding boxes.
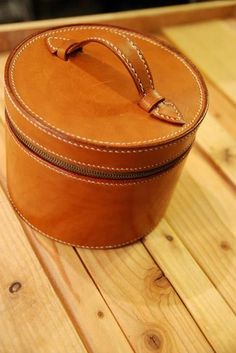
[7,107,193,170]
[7,189,148,248]
[6,88,195,153]
[8,25,204,146]
[8,125,183,186]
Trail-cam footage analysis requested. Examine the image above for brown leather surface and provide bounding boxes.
[6,123,186,248]
[46,34,185,125]
[4,24,208,247]
[5,25,207,146]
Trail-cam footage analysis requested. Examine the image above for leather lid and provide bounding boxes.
[5,24,208,170]
[5,24,207,146]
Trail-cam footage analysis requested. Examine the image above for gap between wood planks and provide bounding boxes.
[73,244,215,353]
[9,205,135,353]
[142,219,236,353]
[72,246,136,351]
[72,239,215,352]
[12,217,215,353]
[0,184,88,353]
[141,232,218,353]
[194,143,236,192]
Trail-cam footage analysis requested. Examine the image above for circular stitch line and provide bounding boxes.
[8,25,204,145]
[9,27,202,144]
[5,87,196,153]
[7,107,194,171]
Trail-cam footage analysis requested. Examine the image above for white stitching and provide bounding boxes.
[5,88,196,153]
[48,35,146,93]
[8,124,184,186]
[96,29,154,90]
[7,25,204,146]
[7,188,150,248]
[47,33,152,92]
[46,36,71,51]
[8,26,203,144]
[77,36,144,94]
[128,39,154,89]
[6,107,194,171]
[153,101,183,121]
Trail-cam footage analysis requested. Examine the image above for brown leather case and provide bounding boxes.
[4,24,208,248]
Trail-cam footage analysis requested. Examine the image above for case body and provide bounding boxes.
[4,24,208,248]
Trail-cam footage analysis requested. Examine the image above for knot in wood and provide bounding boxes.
[144,330,162,351]
[9,281,22,293]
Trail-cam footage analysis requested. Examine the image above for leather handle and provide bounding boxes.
[46,34,185,125]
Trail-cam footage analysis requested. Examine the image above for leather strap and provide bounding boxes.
[46,34,185,125]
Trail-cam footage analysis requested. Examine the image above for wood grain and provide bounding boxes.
[163,19,236,105]
[161,25,236,329]
[144,219,236,353]
[0,186,87,353]
[165,147,236,314]
[24,227,135,353]
[205,79,236,138]
[196,112,236,187]
[76,244,214,353]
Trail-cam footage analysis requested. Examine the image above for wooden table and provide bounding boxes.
[0,1,236,352]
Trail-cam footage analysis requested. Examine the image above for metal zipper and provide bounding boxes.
[6,114,191,180]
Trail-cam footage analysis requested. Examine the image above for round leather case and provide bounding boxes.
[4,24,208,248]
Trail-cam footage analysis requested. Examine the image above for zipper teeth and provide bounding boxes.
[7,115,191,180]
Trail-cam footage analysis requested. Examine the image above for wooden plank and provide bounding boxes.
[23,226,135,353]
[160,23,236,187]
[144,219,236,353]
[0,1,236,51]
[205,79,236,138]
[0,54,8,185]
[165,147,236,313]
[163,19,236,105]
[196,112,236,187]
[0,186,87,353]
[76,244,214,353]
